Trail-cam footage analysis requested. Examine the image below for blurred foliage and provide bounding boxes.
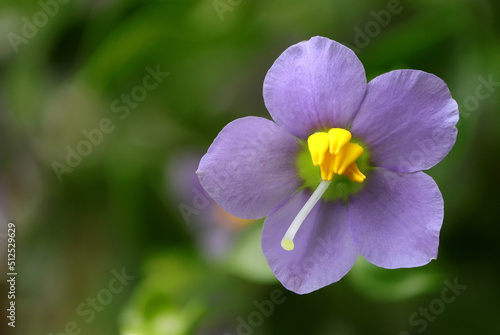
[0,0,499,334]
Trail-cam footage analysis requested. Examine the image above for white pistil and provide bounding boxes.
[281,180,331,251]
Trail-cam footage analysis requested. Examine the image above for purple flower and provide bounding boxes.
[197,36,458,294]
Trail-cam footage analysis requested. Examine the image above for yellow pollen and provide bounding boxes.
[307,128,365,183]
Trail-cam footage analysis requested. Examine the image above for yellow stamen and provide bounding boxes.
[306,128,365,183]
[333,142,364,175]
[343,162,366,183]
[328,128,352,155]
[320,150,336,181]
[307,132,329,166]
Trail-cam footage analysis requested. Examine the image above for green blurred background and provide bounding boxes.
[1,0,499,334]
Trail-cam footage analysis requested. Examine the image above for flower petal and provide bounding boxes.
[349,169,444,269]
[350,70,458,172]
[262,191,358,294]
[263,36,367,140]
[197,116,301,220]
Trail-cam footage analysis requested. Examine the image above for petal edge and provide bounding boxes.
[350,70,459,172]
[262,191,358,294]
[349,169,444,269]
[198,117,301,220]
[264,36,367,140]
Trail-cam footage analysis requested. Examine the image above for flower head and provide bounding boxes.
[197,36,458,294]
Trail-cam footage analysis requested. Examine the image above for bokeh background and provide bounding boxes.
[1,0,499,334]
